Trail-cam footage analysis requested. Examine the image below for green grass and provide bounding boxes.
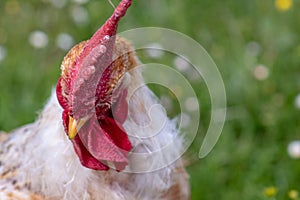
[1,0,300,199]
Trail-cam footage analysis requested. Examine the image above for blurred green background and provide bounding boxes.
[0,0,300,199]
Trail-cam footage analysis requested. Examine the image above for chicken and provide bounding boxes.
[0,0,190,199]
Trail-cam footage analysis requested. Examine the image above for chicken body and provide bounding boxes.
[0,38,190,200]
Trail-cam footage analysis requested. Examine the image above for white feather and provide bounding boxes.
[0,67,187,199]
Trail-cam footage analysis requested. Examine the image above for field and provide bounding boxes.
[0,0,299,199]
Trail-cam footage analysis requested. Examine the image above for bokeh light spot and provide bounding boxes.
[29,31,49,49]
[253,65,269,81]
[288,141,300,159]
[56,33,74,51]
[275,0,293,12]
[294,94,300,109]
[145,43,164,59]
[0,46,7,63]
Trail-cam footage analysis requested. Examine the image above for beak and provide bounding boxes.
[68,116,89,139]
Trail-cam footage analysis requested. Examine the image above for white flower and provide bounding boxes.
[245,41,261,57]
[71,6,89,26]
[178,113,191,128]
[173,56,190,72]
[0,45,7,63]
[73,0,89,4]
[49,0,67,8]
[160,95,173,111]
[295,94,300,109]
[173,56,201,81]
[288,141,300,159]
[29,31,48,49]
[184,97,199,112]
[56,33,74,51]
[145,43,164,59]
[253,64,269,81]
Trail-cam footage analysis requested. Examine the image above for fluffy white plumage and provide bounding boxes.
[0,0,190,197]
[0,65,189,199]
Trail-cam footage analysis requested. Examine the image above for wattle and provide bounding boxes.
[75,115,131,171]
[63,91,131,171]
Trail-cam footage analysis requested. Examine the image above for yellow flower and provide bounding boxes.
[275,0,293,12]
[263,186,278,197]
[288,190,299,199]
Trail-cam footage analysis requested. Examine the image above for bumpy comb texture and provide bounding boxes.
[56,0,133,171]
[70,0,132,119]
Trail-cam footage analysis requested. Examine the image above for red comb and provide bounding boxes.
[65,0,133,171]
[70,0,132,119]
[82,0,132,54]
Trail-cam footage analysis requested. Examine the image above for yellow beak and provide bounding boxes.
[68,116,89,140]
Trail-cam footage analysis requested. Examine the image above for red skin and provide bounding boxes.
[56,0,132,171]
